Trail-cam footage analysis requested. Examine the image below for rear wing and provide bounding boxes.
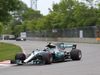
[53,42,77,50]
[61,44,77,49]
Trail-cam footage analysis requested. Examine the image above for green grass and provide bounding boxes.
[0,43,22,61]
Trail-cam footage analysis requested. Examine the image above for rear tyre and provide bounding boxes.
[15,52,26,64]
[70,49,82,60]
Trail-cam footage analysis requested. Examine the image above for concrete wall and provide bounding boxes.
[58,38,100,43]
[26,37,100,43]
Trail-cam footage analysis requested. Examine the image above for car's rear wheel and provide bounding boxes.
[70,49,82,60]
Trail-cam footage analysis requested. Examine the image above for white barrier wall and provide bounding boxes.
[27,37,100,43]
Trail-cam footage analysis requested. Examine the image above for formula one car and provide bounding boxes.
[11,42,82,65]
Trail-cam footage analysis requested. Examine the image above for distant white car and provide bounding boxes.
[16,37,26,41]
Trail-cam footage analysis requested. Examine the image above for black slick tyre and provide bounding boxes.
[15,52,26,63]
[43,53,53,64]
[70,49,82,60]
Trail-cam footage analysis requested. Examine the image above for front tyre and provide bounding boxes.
[15,52,26,65]
[47,54,53,64]
[70,49,82,60]
[43,53,53,64]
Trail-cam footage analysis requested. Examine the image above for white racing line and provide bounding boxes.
[0,64,12,68]
[13,43,26,55]
[19,46,26,55]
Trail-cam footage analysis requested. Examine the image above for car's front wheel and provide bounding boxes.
[43,53,53,64]
[15,52,26,65]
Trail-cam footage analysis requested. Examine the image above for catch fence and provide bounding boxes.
[25,26,100,38]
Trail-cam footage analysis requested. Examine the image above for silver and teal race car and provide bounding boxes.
[11,42,82,65]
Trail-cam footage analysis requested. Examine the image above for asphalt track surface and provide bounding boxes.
[0,40,100,75]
